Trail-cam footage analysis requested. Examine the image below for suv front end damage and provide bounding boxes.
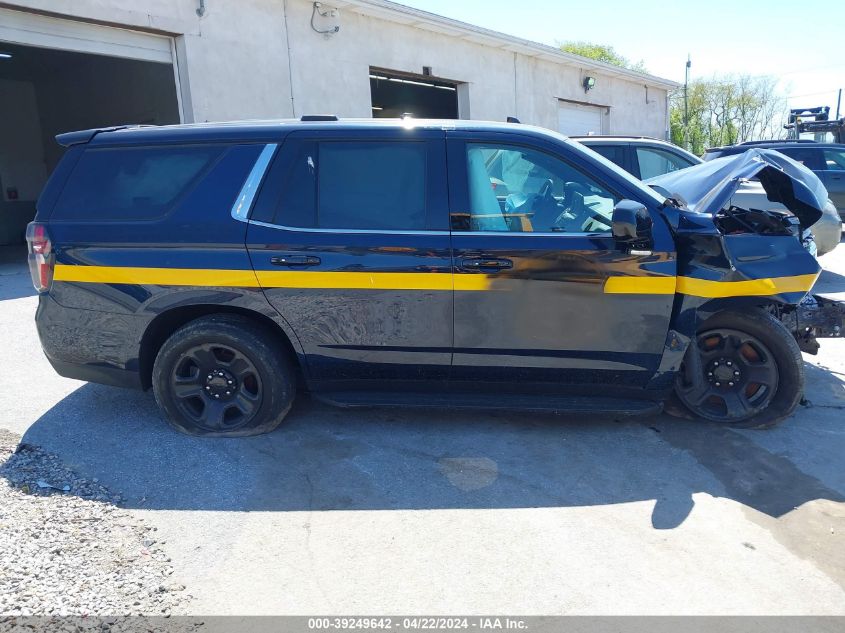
[649,148,844,355]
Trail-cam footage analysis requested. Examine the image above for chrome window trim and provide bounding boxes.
[453,231,613,237]
[246,219,607,238]
[231,143,278,222]
[247,219,450,236]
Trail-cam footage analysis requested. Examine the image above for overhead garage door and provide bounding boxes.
[0,8,181,245]
[558,101,605,136]
[0,7,175,64]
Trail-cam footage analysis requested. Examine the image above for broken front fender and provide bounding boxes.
[644,209,821,389]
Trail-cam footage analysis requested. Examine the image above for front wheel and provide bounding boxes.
[152,314,295,437]
[672,309,804,429]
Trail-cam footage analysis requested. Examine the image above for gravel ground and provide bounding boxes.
[0,429,192,618]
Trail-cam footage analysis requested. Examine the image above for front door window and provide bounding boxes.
[458,143,618,234]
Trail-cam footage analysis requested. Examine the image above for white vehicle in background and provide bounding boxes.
[573,135,842,256]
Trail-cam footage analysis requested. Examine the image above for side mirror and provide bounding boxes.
[612,200,653,247]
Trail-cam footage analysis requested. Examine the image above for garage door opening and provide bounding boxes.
[0,42,179,247]
[369,68,459,119]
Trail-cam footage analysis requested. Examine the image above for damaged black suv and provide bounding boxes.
[27,118,845,436]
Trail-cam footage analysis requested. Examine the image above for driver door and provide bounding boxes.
[446,132,677,396]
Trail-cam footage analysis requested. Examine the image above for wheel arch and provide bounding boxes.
[139,304,305,391]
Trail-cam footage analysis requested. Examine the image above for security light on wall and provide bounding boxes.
[583,76,596,93]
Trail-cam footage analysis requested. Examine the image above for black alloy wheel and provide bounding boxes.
[171,343,263,432]
[672,309,804,429]
[153,314,295,437]
[675,328,778,422]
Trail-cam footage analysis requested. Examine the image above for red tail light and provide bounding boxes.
[26,222,54,292]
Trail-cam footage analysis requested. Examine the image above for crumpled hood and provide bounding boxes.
[646,148,825,227]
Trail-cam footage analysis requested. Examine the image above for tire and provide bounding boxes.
[672,309,803,430]
[152,314,295,437]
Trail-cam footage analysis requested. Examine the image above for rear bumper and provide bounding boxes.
[36,294,144,389]
[45,356,142,389]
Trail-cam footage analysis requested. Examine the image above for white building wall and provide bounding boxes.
[3,0,671,136]
[174,0,295,121]
[283,0,669,137]
[284,0,519,121]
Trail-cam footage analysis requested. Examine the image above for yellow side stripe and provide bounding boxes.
[604,273,818,297]
[54,265,262,287]
[603,276,677,295]
[675,273,819,298]
[54,264,490,292]
[54,265,817,298]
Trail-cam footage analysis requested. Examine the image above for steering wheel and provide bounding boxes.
[537,178,556,206]
[531,179,561,226]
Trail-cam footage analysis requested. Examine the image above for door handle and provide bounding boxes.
[270,255,321,266]
[461,257,513,271]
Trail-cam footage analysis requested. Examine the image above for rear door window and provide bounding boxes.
[272,141,428,231]
[778,147,826,171]
[53,145,222,221]
[587,144,626,170]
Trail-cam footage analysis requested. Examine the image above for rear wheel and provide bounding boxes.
[673,309,803,429]
[152,314,295,437]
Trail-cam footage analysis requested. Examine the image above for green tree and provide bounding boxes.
[558,41,648,73]
[670,75,787,154]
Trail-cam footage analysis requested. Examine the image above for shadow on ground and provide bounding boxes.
[9,359,845,530]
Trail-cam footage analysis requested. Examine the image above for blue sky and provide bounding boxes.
[399,0,844,115]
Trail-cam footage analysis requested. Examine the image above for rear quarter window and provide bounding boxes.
[52,145,222,221]
[774,147,826,171]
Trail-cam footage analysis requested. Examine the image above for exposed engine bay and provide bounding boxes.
[714,205,802,237]
[648,148,843,353]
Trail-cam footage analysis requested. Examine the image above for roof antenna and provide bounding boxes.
[507,116,521,124]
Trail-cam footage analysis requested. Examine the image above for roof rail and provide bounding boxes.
[738,139,817,146]
[300,114,339,121]
[55,125,132,147]
[569,135,661,141]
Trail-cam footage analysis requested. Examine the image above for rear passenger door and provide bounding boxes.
[245,128,453,392]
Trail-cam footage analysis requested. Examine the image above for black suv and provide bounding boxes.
[27,118,840,436]
[705,140,845,222]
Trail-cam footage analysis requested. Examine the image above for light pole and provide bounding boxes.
[684,55,691,150]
